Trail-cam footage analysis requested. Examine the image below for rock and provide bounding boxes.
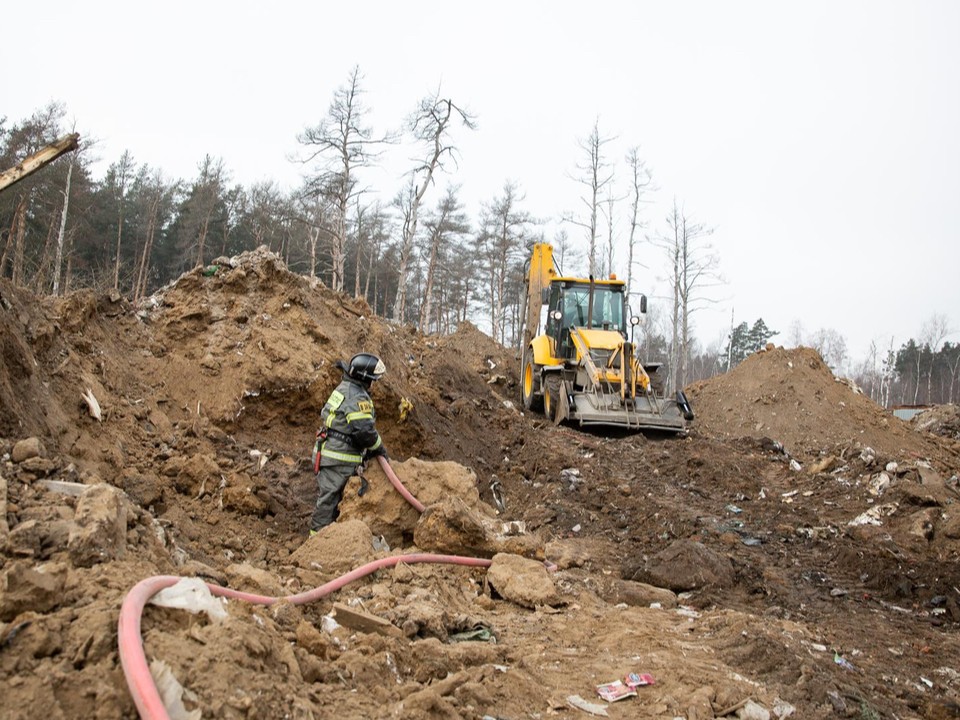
[67,484,129,567]
[906,508,938,541]
[221,473,269,516]
[486,553,560,608]
[289,519,378,575]
[162,453,221,495]
[737,700,772,720]
[0,561,69,621]
[414,497,494,557]
[598,578,678,609]
[12,437,45,463]
[807,455,837,475]
[224,562,283,595]
[545,538,592,569]
[0,472,7,539]
[639,539,735,592]
[942,512,960,540]
[19,456,57,477]
[340,458,490,548]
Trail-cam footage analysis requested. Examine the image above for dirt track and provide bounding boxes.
[2,248,959,719]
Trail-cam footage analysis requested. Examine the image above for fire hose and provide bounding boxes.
[118,456,468,719]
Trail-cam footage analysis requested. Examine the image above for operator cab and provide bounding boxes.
[545,280,627,358]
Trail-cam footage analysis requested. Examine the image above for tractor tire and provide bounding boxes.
[544,374,562,422]
[522,353,543,412]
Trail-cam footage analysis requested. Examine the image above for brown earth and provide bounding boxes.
[1,248,960,720]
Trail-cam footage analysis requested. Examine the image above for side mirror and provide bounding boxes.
[638,294,647,314]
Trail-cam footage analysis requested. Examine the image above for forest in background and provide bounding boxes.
[2,74,957,409]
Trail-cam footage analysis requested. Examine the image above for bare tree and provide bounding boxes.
[418,185,469,333]
[298,66,390,293]
[920,313,952,403]
[564,118,615,277]
[111,150,135,290]
[624,146,653,298]
[392,91,475,322]
[655,199,720,389]
[551,228,580,275]
[809,328,848,372]
[52,155,74,296]
[478,182,531,343]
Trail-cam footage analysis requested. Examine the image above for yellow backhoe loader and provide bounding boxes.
[519,242,693,433]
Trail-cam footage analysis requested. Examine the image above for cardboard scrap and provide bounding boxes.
[331,601,403,638]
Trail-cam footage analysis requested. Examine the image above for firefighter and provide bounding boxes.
[310,352,388,535]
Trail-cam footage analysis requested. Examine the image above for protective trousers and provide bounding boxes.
[310,463,357,532]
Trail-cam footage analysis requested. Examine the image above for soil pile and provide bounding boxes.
[687,345,946,463]
[2,249,960,720]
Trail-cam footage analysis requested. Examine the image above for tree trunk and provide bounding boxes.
[52,160,73,296]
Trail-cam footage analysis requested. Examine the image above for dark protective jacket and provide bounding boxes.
[318,376,383,467]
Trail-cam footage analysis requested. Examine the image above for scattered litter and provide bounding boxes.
[449,625,497,643]
[321,614,341,634]
[595,680,636,702]
[572,524,582,533]
[772,697,796,718]
[921,677,933,688]
[624,672,655,688]
[150,659,200,720]
[834,652,857,671]
[742,537,763,547]
[490,478,506,512]
[561,468,583,490]
[848,503,899,527]
[150,578,227,622]
[567,694,609,716]
[80,387,103,421]
[725,504,743,514]
[789,459,802,472]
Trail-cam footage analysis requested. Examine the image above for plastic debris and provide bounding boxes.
[150,578,227,622]
[567,695,609,716]
[596,680,636,702]
[834,651,857,671]
[150,659,200,720]
[624,672,655,687]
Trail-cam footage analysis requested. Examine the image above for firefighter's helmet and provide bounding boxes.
[346,353,386,384]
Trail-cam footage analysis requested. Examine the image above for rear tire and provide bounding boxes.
[522,353,543,412]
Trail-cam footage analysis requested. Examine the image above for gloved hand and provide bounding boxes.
[364,445,388,461]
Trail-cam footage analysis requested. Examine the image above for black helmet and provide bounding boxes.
[346,353,386,384]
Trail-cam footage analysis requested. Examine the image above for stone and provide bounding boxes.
[12,437,45,463]
[67,484,129,567]
[486,553,560,608]
[640,539,735,592]
[0,561,69,621]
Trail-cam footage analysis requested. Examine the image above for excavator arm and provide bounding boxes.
[0,133,80,194]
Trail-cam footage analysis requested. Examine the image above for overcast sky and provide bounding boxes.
[6,0,959,365]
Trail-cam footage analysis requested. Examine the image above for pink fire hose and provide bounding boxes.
[118,553,492,720]
[377,455,426,512]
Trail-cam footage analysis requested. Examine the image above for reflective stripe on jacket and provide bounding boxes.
[319,377,382,467]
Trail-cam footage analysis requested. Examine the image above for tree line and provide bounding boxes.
[2,71,955,408]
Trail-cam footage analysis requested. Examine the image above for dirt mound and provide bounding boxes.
[2,251,960,719]
[687,345,946,463]
[912,403,960,442]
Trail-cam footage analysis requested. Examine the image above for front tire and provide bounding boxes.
[522,352,543,412]
[543,374,561,422]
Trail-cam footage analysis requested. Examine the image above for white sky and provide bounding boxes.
[5,0,959,365]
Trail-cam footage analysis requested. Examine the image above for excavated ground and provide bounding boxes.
[2,248,960,720]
